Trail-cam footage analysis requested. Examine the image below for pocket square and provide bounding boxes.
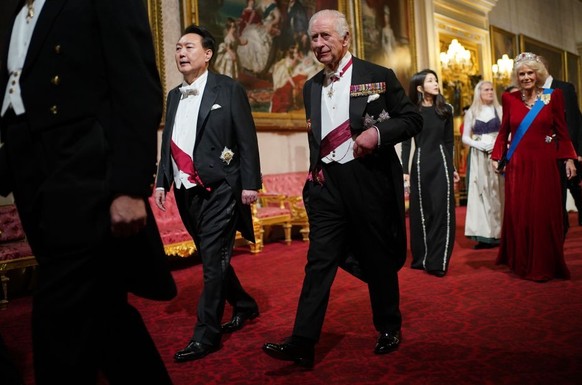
[211,104,222,110]
[367,94,380,103]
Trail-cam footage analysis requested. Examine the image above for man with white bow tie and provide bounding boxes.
[263,9,422,368]
[154,24,262,362]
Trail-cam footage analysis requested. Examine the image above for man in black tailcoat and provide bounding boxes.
[0,1,176,384]
[154,25,262,362]
[540,56,582,231]
[263,9,422,368]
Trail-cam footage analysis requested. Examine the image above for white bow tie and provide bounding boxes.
[326,70,341,82]
[179,87,199,98]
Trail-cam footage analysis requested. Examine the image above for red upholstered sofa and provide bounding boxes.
[149,172,310,256]
[0,204,36,309]
[148,188,263,255]
[148,190,196,258]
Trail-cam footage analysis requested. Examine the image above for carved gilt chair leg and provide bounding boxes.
[300,226,310,242]
[283,223,292,245]
[0,273,9,309]
[250,225,264,253]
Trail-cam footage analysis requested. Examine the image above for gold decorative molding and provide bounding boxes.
[146,0,167,115]
[436,21,486,45]
[434,0,497,30]
[164,240,196,258]
[181,0,198,27]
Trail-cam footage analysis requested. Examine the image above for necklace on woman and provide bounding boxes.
[26,0,35,23]
[521,88,542,108]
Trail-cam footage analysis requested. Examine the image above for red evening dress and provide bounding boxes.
[491,89,576,281]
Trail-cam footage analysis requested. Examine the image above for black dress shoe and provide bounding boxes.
[473,242,496,249]
[374,330,401,354]
[174,340,219,362]
[427,270,446,277]
[221,309,259,333]
[262,340,315,368]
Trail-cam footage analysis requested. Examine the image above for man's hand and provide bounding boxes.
[154,189,167,212]
[566,159,577,180]
[353,127,379,158]
[242,190,258,205]
[110,195,147,238]
[491,159,503,174]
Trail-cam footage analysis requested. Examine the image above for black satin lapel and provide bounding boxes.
[166,89,181,137]
[196,73,218,144]
[311,71,324,145]
[349,58,370,132]
[15,0,25,11]
[23,0,67,73]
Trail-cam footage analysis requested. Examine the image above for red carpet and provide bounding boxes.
[2,207,582,385]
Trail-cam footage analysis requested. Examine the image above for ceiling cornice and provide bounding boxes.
[433,0,498,30]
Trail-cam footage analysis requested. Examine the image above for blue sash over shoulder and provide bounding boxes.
[506,88,553,161]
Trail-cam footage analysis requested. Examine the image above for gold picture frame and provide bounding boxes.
[179,0,352,131]
[489,25,517,96]
[520,34,565,80]
[145,0,167,115]
[490,25,517,65]
[566,51,581,99]
[354,0,416,90]
[145,0,165,77]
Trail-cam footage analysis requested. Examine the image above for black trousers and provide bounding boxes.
[0,333,24,385]
[560,159,582,234]
[292,159,402,343]
[174,182,257,346]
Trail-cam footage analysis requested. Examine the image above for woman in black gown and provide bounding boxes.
[401,69,459,277]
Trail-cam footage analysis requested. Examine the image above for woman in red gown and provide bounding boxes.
[491,52,577,281]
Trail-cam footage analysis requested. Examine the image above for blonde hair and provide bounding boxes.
[510,52,548,88]
[467,80,501,130]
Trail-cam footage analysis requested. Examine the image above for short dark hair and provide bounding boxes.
[182,24,216,54]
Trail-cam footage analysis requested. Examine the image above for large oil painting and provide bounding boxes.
[358,0,415,90]
[490,25,517,66]
[566,51,581,105]
[520,35,564,81]
[181,0,346,129]
[489,25,517,98]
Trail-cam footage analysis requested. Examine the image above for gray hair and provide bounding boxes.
[308,9,350,38]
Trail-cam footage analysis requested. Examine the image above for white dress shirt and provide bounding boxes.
[321,53,355,164]
[543,75,554,89]
[171,71,208,189]
[1,0,47,117]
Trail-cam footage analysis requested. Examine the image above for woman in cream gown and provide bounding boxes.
[237,0,281,74]
[462,80,504,249]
